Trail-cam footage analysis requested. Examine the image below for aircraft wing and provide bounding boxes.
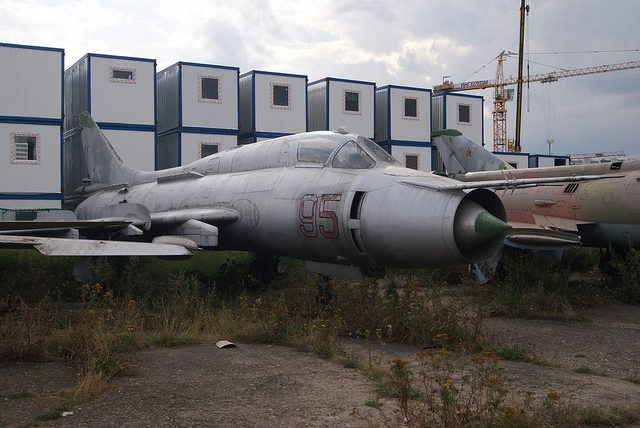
[0,204,240,256]
[400,174,620,191]
[0,219,132,234]
[0,235,195,257]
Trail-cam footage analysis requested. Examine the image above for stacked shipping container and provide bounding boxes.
[156,62,239,168]
[307,77,375,139]
[0,43,64,209]
[64,53,156,204]
[238,70,307,144]
[375,85,432,172]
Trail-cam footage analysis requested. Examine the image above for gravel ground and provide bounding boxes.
[1,304,639,427]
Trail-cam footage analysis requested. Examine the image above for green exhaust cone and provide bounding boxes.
[475,212,511,238]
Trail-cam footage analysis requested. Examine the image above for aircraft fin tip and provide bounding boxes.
[432,129,462,138]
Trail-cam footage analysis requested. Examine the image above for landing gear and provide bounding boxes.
[250,255,288,284]
[315,275,336,309]
[598,247,628,275]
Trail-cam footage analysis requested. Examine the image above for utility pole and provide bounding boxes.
[514,0,529,152]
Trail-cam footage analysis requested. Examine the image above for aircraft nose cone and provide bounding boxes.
[454,200,511,250]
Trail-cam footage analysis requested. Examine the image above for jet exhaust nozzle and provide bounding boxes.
[454,198,510,256]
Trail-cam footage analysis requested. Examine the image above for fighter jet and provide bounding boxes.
[3,113,603,280]
[433,129,639,250]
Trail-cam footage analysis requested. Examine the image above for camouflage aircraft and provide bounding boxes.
[0,114,607,280]
[433,129,639,250]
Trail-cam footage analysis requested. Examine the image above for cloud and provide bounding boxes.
[1,0,638,154]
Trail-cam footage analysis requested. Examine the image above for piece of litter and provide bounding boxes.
[216,340,236,349]
[62,411,73,417]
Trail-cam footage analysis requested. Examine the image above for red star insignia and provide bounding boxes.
[466,148,472,157]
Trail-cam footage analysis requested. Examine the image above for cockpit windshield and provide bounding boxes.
[297,133,345,163]
[357,136,398,164]
[332,141,376,169]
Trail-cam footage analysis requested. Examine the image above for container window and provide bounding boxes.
[200,76,220,101]
[200,76,221,102]
[458,103,471,124]
[344,91,360,113]
[403,97,418,119]
[11,133,40,164]
[404,154,419,170]
[554,158,567,166]
[110,67,136,83]
[200,142,220,158]
[271,83,291,109]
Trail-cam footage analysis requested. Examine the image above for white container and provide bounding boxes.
[494,151,530,169]
[308,77,375,139]
[0,43,64,209]
[375,85,431,144]
[64,53,157,201]
[0,43,63,120]
[157,62,239,133]
[158,131,238,167]
[529,154,569,168]
[239,70,307,143]
[101,129,156,171]
[156,62,239,167]
[65,53,156,128]
[389,145,433,172]
[432,93,484,145]
[0,122,62,209]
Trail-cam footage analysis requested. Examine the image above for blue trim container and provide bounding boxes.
[0,43,64,209]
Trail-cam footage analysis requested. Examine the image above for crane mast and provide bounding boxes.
[514,0,529,153]
[493,52,508,152]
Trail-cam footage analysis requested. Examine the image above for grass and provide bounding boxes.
[382,346,640,428]
[482,247,640,320]
[475,341,557,367]
[364,399,382,408]
[626,374,640,384]
[3,389,35,399]
[35,401,70,421]
[339,351,360,369]
[1,247,639,427]
[574,365,608,376]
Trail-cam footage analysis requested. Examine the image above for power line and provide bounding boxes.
[514,49,640,55]
[460,52,503,81]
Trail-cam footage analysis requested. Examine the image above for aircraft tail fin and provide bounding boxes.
[78,112,142,186]
[432,129,513,174]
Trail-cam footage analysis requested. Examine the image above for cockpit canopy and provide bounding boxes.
[297,133,397,169]
[188,131,398,175]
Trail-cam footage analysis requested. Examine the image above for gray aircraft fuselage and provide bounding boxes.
[74,122,509,273]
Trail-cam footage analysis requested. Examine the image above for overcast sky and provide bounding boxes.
[2,0,639,156]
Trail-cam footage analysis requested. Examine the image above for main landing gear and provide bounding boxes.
[315,274,336,309]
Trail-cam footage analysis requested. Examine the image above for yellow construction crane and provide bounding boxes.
[434,56,640,152]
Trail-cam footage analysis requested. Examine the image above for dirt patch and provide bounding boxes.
[484,304,640,379]
[2,304,639,427]
[0,362,77,427]
[38,344,394,427]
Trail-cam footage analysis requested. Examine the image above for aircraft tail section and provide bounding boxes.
[78,112,143,186]
[432,129,513,174]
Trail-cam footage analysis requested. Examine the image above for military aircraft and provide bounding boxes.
[433,129,639,250]
[0,114,612,281]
